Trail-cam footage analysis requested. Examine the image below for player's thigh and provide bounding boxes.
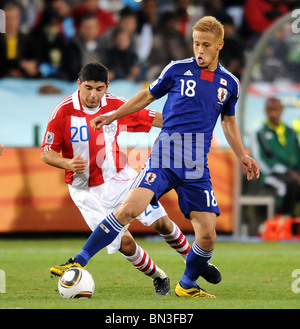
[114,187,155,224]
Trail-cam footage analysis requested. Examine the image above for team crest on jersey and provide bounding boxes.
[45,131,54,144]
[145,172,157,183]
[217,88,228,102]
[104,123,117,136]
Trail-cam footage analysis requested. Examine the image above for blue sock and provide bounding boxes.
[179,242,213,289]
[74,213,124,266]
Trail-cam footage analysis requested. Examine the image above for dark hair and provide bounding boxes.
[266,97,282,109]
[119,6,137,19]
[78,62,108,84]
[2,0,23,12]
[78,12,98,26]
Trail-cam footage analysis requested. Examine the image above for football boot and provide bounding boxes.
[201,263,222,284]
[50,258,86,276]
[153,277,171,295]
[175,282,216,298]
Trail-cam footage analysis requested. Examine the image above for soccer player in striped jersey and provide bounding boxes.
[41,62,220,295]
[81,16,260,298]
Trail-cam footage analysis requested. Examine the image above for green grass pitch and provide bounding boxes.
[0,237,299,309]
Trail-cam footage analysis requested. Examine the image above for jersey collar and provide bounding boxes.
[100,93,107,107]
[72,90,81,111]
[73,90,107,111]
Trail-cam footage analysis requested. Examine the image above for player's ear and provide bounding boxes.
[77,79,81,89]
[218,40,224,51]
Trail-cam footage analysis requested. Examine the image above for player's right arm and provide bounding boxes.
[91,88,156,130]
[41,149,88,174]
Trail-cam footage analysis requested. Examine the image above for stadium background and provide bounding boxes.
[0,0,300,238]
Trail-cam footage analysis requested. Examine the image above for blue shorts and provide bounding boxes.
[130,159,220,219]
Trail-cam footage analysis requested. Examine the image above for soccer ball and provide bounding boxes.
[58,268,95,299]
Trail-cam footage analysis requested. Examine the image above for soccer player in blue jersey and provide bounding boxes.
[77,16,260,298]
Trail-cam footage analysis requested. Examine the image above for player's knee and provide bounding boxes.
[115,201,138,223]
[197,229,216,250]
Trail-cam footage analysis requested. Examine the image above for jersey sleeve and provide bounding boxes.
[148,62,175,99]
[119,109,156,133]
[222,78,240,117]
[41,113,64,153]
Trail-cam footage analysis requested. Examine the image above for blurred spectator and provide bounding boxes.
[0,1,40,78]
[243,0,289,46]
[219,14,245,80]
[174,0,205,40]
[101,6,138,50]
[18,0,44,33]
[30,5,66,77]
[146,11,192,81]
[137,0,159,30]
[73,0,117,35]
[136,0,159,67]
[104,27,141,81]
[120,0,142,11]
[52,0,75,40]
[59,13,106,81]
[174,0,191,37]
[252,98,300,217]
[203,0,224,17]
[260,35,288,82]
[35,0,76,41]
[222,0,245,30]
[97,0,124,12]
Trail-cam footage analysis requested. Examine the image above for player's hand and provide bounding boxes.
[0,142,4,156]
[90,114,114,131]
[240,155,260,180]
[68,155,88,173]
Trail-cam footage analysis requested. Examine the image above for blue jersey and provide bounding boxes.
[148,57,240,180]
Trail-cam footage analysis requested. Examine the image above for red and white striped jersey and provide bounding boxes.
[41,90,156,188]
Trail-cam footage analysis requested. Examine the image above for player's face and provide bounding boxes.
[193,30,224,71]
[78,80,109,108]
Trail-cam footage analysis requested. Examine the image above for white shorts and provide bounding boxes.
[68,165,167,254]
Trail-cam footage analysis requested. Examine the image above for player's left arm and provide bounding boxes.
[221,114,260,180]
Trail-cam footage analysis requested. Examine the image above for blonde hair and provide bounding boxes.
[193,16,224,41]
